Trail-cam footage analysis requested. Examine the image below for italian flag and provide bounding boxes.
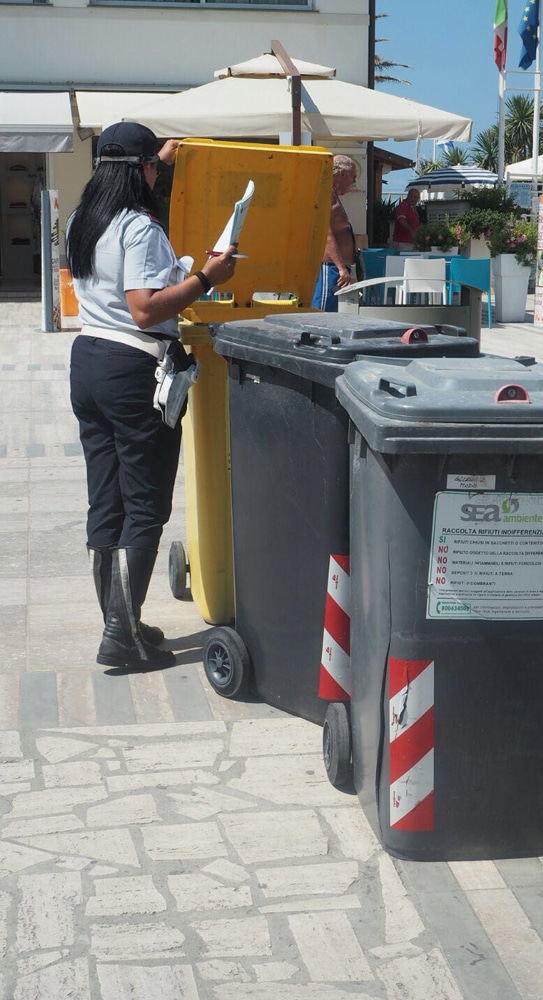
[494,0,508,70]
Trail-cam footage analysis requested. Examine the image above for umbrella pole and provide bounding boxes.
[271,39,301,145]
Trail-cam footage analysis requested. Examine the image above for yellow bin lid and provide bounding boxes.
[169,138,332,322]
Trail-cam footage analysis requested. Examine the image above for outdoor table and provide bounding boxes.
[337,255,488,344]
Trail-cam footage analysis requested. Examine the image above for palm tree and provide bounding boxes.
[471,127,499,171]
[471,95,543,172]
[374,52,411,85]
[415,146,470,177]
[442,146,470,166]
[504,94,537,162]
[417,159,443,174]
[374,14,411,86]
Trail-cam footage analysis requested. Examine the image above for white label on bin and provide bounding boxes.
[446,474,496,491]
[427,491,543,620]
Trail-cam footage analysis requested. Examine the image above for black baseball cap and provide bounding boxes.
[96,122,159,163]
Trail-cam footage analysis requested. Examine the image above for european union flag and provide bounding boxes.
[519,0,539,69]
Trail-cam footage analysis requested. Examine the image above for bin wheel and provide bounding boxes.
[203,627,251,699]
[322,702,352,788]
[169,541,188,599]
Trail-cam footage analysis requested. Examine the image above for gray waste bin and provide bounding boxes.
[335,354,543,861]
[202,314,478,725]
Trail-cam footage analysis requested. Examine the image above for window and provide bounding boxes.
[92,0,310,7]
[203,0,310,4]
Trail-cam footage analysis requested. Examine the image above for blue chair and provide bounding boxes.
[361,251,386,304]
[448,257,492,329]
[361,249,399,304]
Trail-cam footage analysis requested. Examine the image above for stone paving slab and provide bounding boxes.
[0,306,287,725]
[0,720,539,1000]
[3,302,543,998]
[1,301,543,730]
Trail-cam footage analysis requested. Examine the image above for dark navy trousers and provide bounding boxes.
[70,335,182,551]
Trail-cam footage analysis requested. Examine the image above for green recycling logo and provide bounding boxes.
[501,498,520,515]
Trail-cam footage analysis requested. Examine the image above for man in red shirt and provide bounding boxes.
[393,188,421,250]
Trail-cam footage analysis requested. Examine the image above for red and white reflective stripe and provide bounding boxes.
[319,555,351,701]
[389,658,434,831]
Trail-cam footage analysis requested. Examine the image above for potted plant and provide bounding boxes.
[372,197,398,247]
[485,215,537,322]
[454,186,521,257]
[413,220,460,254]
[454,209,500,256]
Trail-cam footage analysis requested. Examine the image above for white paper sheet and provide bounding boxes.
[212,179,255,253]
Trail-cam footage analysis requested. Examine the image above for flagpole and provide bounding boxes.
[498,67,506,181]
[531,0,542,216]
[494,0,507,182]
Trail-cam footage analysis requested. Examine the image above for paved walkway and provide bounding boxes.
[2,300,543,999]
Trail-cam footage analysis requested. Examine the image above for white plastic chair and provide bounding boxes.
[402,257,447,304]
[384,256,406,304]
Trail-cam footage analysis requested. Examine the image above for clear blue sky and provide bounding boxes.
[376,0,535,196]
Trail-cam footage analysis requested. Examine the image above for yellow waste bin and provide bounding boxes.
[168,138,332,625]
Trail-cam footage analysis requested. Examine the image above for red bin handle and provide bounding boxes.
[400,327,429,344]
[494,384,530,404]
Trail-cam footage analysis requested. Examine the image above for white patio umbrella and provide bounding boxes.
[215,53,337,80]
[125,53,472,144]
[504,156,543,180]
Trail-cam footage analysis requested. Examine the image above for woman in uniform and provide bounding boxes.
[68,121,236,670]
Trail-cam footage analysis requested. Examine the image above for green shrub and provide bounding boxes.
[413,220,460,252]
[461,185,520,214]
[455,208,506,241]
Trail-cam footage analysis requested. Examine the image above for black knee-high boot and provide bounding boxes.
[96,548,174,669]
[88,546,164,647]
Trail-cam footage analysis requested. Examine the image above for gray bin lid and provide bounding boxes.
[255,313,468,340]
[211,313,477,388]
[336,356,543,454]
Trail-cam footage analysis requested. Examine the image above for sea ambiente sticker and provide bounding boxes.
[427,491,543,620]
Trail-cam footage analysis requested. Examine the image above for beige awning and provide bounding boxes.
[75,91,180,131]
[0,91,73,152]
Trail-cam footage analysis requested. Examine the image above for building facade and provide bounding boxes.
[0,0,369,283]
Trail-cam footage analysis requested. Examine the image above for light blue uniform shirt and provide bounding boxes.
[72,209,184,339]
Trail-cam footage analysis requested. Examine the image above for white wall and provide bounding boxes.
[1,2,368,90]
[1,0,370,256]
[48,130,94,257]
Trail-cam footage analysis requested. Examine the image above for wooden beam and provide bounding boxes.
[271,39,301,145]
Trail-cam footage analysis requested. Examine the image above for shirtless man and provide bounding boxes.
[312,154,358,312]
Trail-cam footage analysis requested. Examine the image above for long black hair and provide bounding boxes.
[67,150,160,279]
